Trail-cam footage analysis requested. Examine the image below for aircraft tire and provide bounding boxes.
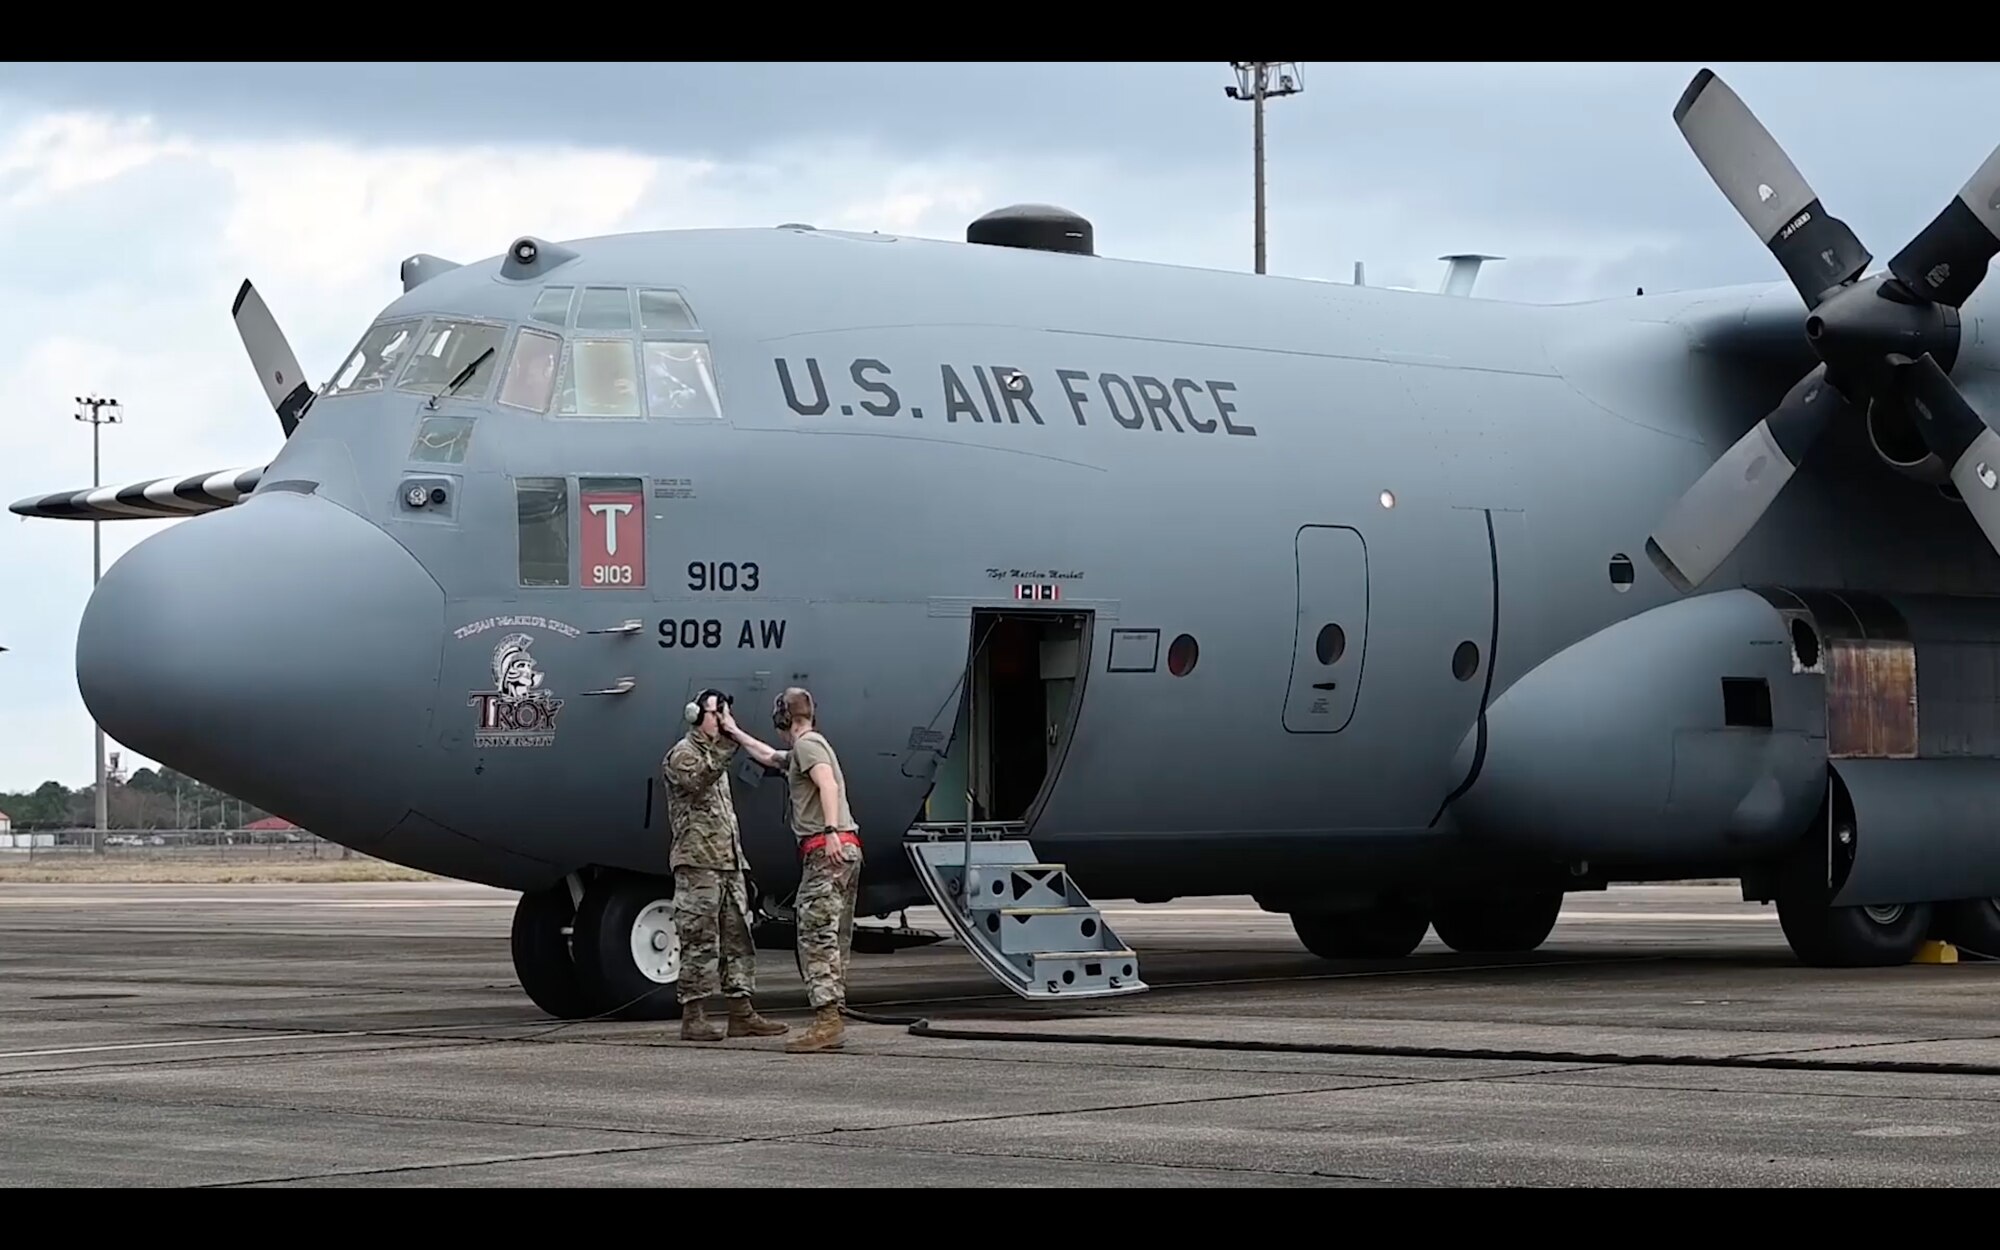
[1428,892,1562,954]
[510,883,595,1020]
[571,871,685,1022]
[1776,894,1934,967]
[1936,898,2000,961]
[1772,846,1933,969]
[1290,901,1431,960]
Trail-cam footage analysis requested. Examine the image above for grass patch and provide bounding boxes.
[0,856,440,884]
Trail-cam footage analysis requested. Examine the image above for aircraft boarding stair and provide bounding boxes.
[905,821,1148,999]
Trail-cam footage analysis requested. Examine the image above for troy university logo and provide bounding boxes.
[468,632,565,748]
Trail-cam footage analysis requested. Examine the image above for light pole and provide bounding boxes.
[1224,62,1304,275]
[75,394,121,852]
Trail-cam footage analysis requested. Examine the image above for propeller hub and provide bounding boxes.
[1803,273,1961,400]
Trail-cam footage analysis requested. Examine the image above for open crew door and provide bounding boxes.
[908,606,1146,999]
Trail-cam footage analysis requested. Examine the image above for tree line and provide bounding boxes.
[1,766,273,831]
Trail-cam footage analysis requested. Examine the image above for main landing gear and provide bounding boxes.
[1286,891,1565,961]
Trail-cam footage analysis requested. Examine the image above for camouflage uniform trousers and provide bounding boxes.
[795,839,863,1010]
[672,865,758,1005]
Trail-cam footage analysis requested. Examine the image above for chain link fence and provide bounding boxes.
[0,826,357,861]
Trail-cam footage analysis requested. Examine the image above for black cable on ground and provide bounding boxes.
[841,1006,928,1025]
[897,1018,2000,1076]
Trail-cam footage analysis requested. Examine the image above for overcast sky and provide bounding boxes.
[3,60,1997,792]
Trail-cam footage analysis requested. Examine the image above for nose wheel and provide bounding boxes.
[630,899,682,984]
[509,870,686,1022]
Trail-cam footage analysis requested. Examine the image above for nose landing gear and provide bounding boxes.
[510,870,686,1022]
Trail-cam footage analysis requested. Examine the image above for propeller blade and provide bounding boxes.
[1885,141,2000,309]
[1645,364,1847,593]
[1887,352,2000,557]
[231,279,314,437]
[1672,67,1872,309]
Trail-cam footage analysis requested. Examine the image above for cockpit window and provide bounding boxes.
[517,282,720,422]
[409,414,475,464]
[530,285,573,327]
[498,327,561,412]
[639,289,698,332]
[553,339,642,418]
[515,477,569,586]
[576,286,632,332]
[641,342,721,419]
[325,318,422,396]
[396,318,508,399]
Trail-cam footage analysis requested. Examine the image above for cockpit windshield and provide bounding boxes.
[318,283,722,421]
[396,319,508,400]
[324,318,422,396]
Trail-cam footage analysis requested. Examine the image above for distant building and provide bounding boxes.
[0,809,11,834]
[243,815,307,842]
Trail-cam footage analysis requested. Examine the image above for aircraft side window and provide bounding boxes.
[497,327,561,413]
[325,317,424,397]
[395,318,508,400]
[553,339,642,418]
[409,414,475,464]
[638,288,698,332]
[575,286,633,332]
[530,285,574,328]
[515,477,570,587]
[641,341,722,419]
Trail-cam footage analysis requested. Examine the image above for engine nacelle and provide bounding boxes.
[1447,588,1827,864]
[1448,586,2000,907]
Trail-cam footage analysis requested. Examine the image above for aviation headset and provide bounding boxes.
[684,688,732,726]
[772,688,816,732]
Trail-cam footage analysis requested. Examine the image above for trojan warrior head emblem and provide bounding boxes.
[491,633,543,699]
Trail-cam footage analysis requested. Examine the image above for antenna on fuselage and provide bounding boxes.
[401,254,462,293]
[1438,253,1504,297]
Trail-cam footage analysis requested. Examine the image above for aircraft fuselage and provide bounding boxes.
[72,223,2000,926]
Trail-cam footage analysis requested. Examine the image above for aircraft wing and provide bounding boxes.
[9,466,265,521]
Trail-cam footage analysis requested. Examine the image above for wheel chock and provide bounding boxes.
[1914,940,1959,964]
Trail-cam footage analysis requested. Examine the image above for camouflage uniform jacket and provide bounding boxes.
[662,731,746,871]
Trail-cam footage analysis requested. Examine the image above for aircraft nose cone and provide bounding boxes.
[77,491,446,845]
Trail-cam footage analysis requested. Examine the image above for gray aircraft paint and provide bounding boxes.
[18,69,2000,994]
[44,225,2000,893]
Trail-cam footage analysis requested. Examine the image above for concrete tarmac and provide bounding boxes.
[2,882,1998,1187]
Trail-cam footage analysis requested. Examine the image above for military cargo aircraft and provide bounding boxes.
[14,67,2000,1021]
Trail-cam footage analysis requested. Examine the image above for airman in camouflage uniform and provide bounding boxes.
[721,687,862,1053]
[663,691,788,1042]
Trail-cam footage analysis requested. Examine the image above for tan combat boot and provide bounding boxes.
[725,997,789,1038]
[785,1004,845,1053]
[679,1000,725,1042]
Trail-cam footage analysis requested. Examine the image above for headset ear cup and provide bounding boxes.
[688,689,725,725]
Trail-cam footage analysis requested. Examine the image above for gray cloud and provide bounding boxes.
[7,61,1995,301]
